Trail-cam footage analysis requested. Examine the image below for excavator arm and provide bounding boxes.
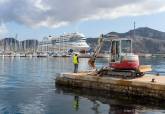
[88,34,104,69]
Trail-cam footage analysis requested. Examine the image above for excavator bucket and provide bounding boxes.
[88,58,96,69]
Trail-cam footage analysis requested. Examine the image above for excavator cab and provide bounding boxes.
[110,39,132,63]
[110,38,140,70]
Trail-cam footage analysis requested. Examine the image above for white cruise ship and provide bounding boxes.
[38,32,90,53]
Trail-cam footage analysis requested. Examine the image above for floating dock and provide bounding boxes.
[56,72,165,100]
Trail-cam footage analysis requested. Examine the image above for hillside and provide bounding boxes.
[86,27,165,54]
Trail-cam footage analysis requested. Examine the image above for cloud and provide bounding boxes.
[0,0,165,28]
[0,23,8,36]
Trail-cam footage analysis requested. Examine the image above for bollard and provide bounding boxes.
[151,78,155,82]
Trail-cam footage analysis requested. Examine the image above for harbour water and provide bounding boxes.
[0,57,165,114]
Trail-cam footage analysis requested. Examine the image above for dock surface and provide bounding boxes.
[56,72,165,100]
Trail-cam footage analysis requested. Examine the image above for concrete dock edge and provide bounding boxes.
[56,72,165,100]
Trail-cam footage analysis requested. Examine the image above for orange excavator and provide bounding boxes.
[88,34,152,78]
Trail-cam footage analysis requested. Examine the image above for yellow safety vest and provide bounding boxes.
[73,55,78,64]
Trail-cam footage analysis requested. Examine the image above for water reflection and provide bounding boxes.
[91,100,100,114]
[73,96,79,111]
[109,105,135,114]
[0,57,165,114]
[55,85,165,114]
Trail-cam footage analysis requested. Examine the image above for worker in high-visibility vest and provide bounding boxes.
[73,53,79,73]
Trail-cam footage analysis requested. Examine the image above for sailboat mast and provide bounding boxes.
[15,34,17,52]
[133,21,136,39]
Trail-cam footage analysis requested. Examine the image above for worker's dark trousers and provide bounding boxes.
[74,64,78,73]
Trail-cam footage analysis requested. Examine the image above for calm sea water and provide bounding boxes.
[0,57,165,114]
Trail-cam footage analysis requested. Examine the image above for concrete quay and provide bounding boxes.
[56,72,165,100]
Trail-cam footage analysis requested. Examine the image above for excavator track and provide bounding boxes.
[97,68,144,79]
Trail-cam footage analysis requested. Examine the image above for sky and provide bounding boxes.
[0,0,165,40]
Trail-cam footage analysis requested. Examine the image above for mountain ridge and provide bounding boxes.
[105,27,165,39]
[0,27,165,54]
[87,27,165,53]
